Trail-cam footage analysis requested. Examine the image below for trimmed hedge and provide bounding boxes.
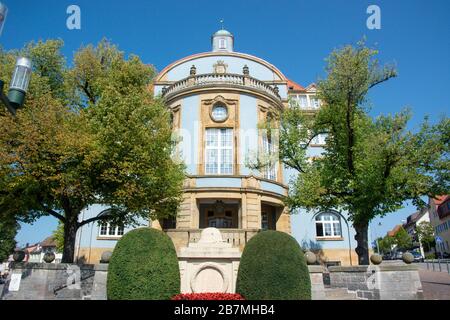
[107,227,180,300]
[236,230,311,300]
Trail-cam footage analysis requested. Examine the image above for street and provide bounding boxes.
[418,268,450,300]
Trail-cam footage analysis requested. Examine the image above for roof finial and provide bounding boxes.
[220,18,224,30]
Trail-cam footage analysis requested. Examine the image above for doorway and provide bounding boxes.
[199,200,239,229]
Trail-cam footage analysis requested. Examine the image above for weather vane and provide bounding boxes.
[220,18,224,30]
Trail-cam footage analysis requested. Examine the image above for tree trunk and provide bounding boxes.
[61,213,79,263]
[354,221,370,265]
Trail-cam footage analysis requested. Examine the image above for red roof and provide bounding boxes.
[287,79,305,92]
[387,225,402,237]
[40,236,56,247]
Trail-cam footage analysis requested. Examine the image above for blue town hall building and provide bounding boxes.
[74,29,358,266]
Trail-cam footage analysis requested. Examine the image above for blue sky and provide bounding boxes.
[1,0,448,246]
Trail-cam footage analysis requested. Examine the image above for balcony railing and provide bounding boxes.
[161,73,281,101]
[165,228,259,250]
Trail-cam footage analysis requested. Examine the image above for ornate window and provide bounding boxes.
[205,128,233,174]
[211,104,228,122]
[99,223,124,237]
[315,213,342,238]
[261,132,277,180]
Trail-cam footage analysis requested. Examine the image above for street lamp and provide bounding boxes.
[376,222,382,254]
[0,2,7,36]
[0,57,32,116]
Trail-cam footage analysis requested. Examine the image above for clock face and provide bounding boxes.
[211,105,228,122]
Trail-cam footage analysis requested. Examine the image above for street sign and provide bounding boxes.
[435,236,443,243]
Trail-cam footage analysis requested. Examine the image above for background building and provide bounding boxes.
[74,29,357,266]
[403,208,430,257]
[429,195,450,257]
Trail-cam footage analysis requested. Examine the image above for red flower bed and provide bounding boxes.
[172,293,245,300]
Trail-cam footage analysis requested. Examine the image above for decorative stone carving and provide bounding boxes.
[273,85,279,93]
[13,250,25,262]
[100,251,112,263]
[305,251,317,265]
[203,95,236,107]
[178,228,241,294]
[370,254,383,265]
[402,252,414,264]
[213,60,228,74]
[243,65,249,75]
[190,262,229,293]
[190,65,196,76]
[242,175,260,189]
[43,252,55,263]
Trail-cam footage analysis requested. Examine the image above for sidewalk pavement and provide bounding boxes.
[419,269,450,300]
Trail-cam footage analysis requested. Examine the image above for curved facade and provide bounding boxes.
[74,29,358,266]
[152,30,291,252]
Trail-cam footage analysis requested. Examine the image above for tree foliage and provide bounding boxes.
[393,227,413,251]
[52,222,64,253]
[277,41,449,264]
[0,39,185,262]
[376,236,395,254]
[416,221,435,252]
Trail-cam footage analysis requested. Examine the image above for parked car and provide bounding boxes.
[382,253,392,260]
[409,251,424,262]
[393,251,404,260]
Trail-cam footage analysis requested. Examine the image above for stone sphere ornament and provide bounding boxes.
[43,252,55,263]
[304,251,317,265]
[370,254,383,265]
[13,250,25,262]
[402,252,414,264]
[100,251,113,263]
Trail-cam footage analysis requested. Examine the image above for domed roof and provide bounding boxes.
[213,29,233,37]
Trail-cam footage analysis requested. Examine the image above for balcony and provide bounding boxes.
[160,73,281,102]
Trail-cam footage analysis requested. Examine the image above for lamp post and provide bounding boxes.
[376,222,382,254]
[0,2,7,36]
[0,57,32,116]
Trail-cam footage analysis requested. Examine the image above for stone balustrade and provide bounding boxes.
[187,228,259,248]
[161,73,281,101]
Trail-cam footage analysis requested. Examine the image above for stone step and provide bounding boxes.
[324,288,359,300]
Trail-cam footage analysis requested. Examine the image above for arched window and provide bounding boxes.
[315,212,342,238]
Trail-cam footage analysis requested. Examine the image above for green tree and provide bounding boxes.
[275,41,449,265]
[0,217,19,262]
[377,235,395,254]
[52,222,64,253]
[394,227,413,251]
[0,39,185,263]
[416,221,436,253]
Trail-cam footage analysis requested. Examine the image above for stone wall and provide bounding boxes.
[1,261,423,300]
[1,262,107,300]
[308,265,326,300]
[328,263,423,300]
